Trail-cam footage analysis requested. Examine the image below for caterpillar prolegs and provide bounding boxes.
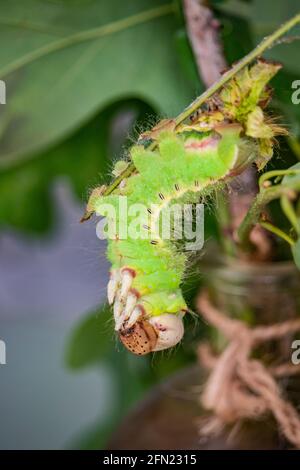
[85,60,286,355]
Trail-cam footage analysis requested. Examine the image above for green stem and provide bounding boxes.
[215,191,237,257]
[281,195,300,235]
[259,220,295,246]
[174,12,300,126]
[259,169,300,188]
[238,184,299,248]
[104,11,300,196]
[103,161,136,195]
[0,4,175,78]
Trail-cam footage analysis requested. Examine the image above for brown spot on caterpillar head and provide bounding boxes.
[119,320,158,356]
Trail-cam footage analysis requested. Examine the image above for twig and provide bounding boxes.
[183,0,226,87]
[280,195,300,236]
[104,12,300,197]
[184,1,274,260]
[183,0,239,256]
[259,220,295,246]
[174,12,300,125]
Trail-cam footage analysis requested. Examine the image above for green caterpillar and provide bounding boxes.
[85,60,286,355]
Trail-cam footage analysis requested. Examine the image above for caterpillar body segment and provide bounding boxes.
[95,128,248,355]
[86,60,286,355]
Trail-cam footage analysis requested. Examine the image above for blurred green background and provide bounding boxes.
[0,0,300,449]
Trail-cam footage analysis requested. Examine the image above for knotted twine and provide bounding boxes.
[197,290,300,448]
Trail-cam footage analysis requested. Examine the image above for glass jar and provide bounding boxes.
[107,258,300,450]
[203,256,300,360]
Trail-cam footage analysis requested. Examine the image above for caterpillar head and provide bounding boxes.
[119,320,157,355]
[119,313,185,356]
[108,268,185,355]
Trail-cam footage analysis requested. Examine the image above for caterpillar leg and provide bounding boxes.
[107,269,121,305]
[110,269,136,329]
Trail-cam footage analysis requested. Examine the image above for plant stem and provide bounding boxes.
[174,12,300,126]
[103,161,135,195]
[184,0,240,258]
[238,185,298,249]
[215,191,237,257]
[104,12,300,196]
[259,169,300,188]
[259,220,295,246]
[281,195,300,236]
[183,0,227,87]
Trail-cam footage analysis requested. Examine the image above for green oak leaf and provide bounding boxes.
[0,0,195,168]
